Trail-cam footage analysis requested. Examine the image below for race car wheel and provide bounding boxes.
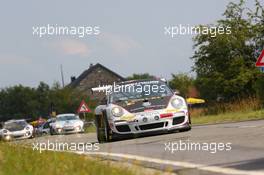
[188,115,192,124]
[96,114,112,143]
[50,127,55,135]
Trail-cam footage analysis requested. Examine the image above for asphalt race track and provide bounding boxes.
[21,120,264,175]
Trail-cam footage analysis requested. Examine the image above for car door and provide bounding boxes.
[42,122,51,134]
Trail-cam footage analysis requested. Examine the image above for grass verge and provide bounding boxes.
[0,143,136,175]
[192,109,264,125]
[84,125,96,133]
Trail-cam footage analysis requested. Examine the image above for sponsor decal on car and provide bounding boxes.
[120,115,136,121]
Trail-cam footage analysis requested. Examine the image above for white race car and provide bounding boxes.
[50,114,84,135]
[0,119,34,141]
[94,79,191,143]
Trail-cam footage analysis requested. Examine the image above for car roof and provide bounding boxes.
[56,113,77,118]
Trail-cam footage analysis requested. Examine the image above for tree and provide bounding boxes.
[0,82,94,122]
[169,73,195,97]
[44,82,92,116]
[36,82,50,116]
[0,85,38,119]
[127,73,155,80]
[192,0,264,101]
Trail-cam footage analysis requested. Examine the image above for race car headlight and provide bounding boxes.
[4,135,11,141]
[3,129,8,134]
[25,126,30,130]
[111,107,124,117]
[171,98,185,109]
[55,124,62,128]
[75,125,81,130]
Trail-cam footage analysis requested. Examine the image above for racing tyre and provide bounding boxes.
[50,127,55,135]
[95,114,112,143]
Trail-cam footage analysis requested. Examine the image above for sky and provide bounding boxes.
[0,0,256,88]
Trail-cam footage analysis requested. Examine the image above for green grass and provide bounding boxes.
[192,109,264,125]
[0,143,135,175]
[84,125,96,133]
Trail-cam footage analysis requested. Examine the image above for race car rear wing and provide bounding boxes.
[91,85,112,94]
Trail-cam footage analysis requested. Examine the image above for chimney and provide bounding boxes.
[71,76,76,82]
[89,63,93,68]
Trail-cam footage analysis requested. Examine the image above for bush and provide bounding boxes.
[254,75,264,106]
[0,82,97,121]
[190,97,261,117]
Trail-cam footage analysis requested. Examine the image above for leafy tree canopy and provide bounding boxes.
[0,82,93,122]
[169,73,195,97]
[192,0,264,101]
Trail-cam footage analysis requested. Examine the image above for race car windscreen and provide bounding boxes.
[109,81,173,103]
[4,121,27,130]
[57,115,78,121]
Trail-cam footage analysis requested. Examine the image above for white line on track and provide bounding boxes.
[74,151,264,175]
[237,125,257,128]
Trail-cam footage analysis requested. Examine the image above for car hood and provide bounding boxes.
[114,95,172,113]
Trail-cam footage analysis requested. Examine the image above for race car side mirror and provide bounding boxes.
[174,90,180,95]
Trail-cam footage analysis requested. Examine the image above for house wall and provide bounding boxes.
[76,66,123,101]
